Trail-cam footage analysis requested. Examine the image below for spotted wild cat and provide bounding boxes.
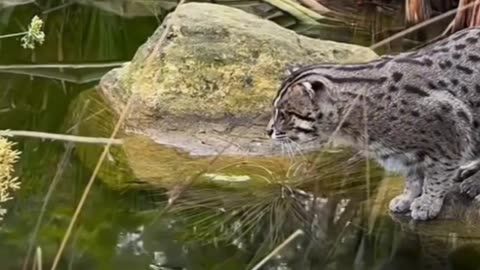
[266,27,480,221]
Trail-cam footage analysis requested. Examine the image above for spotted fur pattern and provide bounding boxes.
[267,27,480,221]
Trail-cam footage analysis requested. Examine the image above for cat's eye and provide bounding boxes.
[288,111,315,122]
[281,110,291,119]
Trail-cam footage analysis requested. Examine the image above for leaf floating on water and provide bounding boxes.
[203,173,251,182]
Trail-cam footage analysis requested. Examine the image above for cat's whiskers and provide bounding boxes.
[280,142,286,157]
[283,141,294,160]
[287,138,305,159]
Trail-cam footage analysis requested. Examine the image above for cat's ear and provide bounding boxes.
[302,80,334,103]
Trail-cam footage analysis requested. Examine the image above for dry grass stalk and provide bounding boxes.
[0,137,21,222]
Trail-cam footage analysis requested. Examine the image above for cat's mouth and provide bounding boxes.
[267,128,322,144]
[268,130,298,142]
[272,135,296,143]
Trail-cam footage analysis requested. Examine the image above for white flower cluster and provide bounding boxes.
[21,15,45,50]
[0,137,21,221]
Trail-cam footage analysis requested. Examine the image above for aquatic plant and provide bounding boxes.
[20,15,45,50]
[0,15,44,50]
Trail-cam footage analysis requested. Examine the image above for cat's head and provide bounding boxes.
[266,70,340,143]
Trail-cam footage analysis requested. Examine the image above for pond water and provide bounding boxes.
[1,1,480,270]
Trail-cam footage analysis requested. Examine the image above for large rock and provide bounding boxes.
[99,2,378,157]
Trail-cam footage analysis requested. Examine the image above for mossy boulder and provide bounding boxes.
[99,2,378,157]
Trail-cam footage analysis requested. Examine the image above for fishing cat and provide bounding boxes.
[267,27,480,221]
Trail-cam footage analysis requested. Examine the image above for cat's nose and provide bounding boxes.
[266,128,273,137]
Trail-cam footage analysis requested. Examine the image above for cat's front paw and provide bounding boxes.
[460,178,480,199]
[388,194,412,213]
[410,195,443,221]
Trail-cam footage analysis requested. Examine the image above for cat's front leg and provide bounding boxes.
[389,167,424,213]
[410,165,455,221]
